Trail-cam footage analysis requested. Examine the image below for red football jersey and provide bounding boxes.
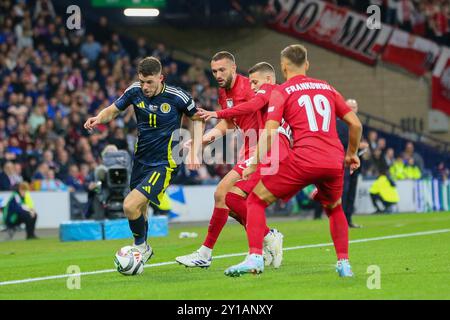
[218,83,291,139]
[218,74,261,158]
[267,74,352,169]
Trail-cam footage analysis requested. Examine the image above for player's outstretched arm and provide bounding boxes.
[202,119,235,145]
[186,113,206,170]
[84,103,122,131]
[198,96,267,121]
[342,111,363,174]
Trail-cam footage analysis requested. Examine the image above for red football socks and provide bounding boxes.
[225,192,247,227]
[203,207,229,249]
[246,192,270,255]
[325,204,349,260]
[226,192,271,236]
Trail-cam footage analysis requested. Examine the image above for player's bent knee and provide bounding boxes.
[213,188,227,206]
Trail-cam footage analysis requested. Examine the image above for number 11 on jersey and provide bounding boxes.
[149,114,157,127]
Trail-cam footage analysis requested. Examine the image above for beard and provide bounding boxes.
[223,75,233,90]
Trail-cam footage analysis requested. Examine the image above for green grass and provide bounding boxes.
[0,212,450,300]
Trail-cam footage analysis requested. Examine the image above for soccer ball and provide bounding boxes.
[114,246,144,276]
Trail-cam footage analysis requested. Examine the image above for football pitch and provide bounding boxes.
[0,212,449,300]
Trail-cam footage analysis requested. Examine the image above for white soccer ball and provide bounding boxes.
[114,246,144,276]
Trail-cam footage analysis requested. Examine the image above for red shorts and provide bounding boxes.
[233,134,291,194]
[261,153,344,205]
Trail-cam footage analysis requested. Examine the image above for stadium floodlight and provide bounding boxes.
[123,8,160,17]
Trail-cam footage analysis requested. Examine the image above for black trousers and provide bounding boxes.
[8,211,37,238]
[370,194,396,213]
[342,168,359,224]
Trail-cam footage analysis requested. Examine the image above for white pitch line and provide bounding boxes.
[0,228,449,287]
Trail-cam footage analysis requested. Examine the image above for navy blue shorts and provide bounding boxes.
[130,162,177,206]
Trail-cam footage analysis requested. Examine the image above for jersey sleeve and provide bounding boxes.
[266,87,287,123]
[333,89,352,119]
[114,88,134,111]
[177,92,198,117]
[216,95,266,119]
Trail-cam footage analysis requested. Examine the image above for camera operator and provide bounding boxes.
[86,144,131,219]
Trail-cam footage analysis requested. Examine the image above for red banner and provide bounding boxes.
[268,0,393,65]
[432,47,450,116]
[382,29,441,76]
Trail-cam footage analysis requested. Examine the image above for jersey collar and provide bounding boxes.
[154,83,166,97]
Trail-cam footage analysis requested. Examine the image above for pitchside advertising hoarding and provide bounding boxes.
[268,0,450,115]
[2,181,448,228]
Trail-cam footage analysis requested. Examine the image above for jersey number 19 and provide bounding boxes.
[298,94,331,132]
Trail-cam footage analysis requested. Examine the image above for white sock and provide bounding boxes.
[198,245,212,258]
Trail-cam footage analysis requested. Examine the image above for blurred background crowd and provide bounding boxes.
[0,0,449,196]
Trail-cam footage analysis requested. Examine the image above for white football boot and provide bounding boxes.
[263,229,284,268]
[175,251,212,268]
[134,243,153,264]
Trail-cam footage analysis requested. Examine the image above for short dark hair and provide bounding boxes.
[211,51,235,63]
[138,57,162,76]
[248,62,275,75]
[280,44,308,67]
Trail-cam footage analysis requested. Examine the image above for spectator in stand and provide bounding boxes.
[367,130,378,152]
[386,0,399,25]
[433,161,449,181]
[187,58,207,83]
[65,164,84,192]
[39,169,68,191]
[152,43,171,66]
[390,155,406,180]
[80,34,102,65]
[369,148,389,177]
[377,137,387,155]
[42,150,58,171]
[165,62,182,87]
[384,147,395,168]
[403,141,424,170]
[404,157,422,180]
[0,161,23,190]
[134,37,151,60]
[430,1,449,44]
[397,0,415,32]
[32,162,49,181]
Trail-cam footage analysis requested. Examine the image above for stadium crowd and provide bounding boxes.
[326,0,450,45]
[0,0,449,197]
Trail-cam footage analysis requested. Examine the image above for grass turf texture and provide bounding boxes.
[0,212,449,300]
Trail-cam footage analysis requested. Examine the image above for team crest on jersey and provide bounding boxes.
[226,99,234,108]
[160,103,171,113]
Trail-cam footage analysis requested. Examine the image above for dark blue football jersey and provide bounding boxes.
[115,82,197,167]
